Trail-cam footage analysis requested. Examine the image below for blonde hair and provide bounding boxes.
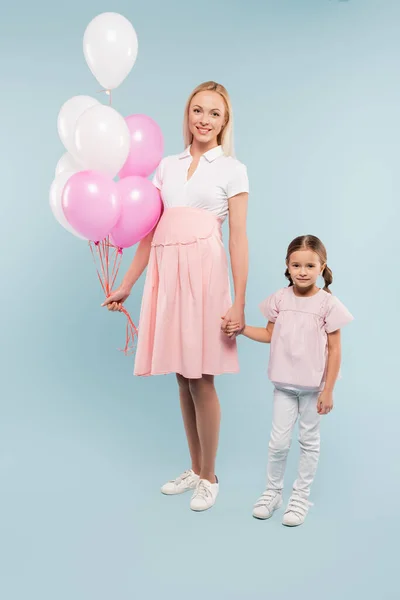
[183,81,235,157]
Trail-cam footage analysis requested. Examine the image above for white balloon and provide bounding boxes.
[49,171,87,240]
[74,104,130,178]
[57,95,99,158]
[55,152,82,177]
[83,12,138,90]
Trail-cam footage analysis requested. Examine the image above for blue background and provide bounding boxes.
[1,0,399,598]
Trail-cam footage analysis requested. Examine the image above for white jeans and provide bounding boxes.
[266,386,321,499]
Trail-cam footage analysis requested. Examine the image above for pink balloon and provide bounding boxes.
[62,171,121,242]
[110,176,162,248]
[118,114,163,179]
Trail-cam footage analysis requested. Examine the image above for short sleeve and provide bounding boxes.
[259,289,284,323]
[226,162,249,199]
[324,296,354,333]
[152,158,164,190]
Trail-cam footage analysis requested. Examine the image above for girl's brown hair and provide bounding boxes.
[285,235,333,293]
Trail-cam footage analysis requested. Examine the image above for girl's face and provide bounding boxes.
[188,91,226,147]
[287,249,325,290]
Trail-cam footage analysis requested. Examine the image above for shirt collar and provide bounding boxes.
[178,145,224,162]
[178,146,192,159]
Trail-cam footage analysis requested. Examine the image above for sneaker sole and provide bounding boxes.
[190,503,215,512]
[252,499,283,520]
[161,487,195,495]
[282,520,304,527]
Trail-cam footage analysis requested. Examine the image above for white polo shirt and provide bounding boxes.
[152,145,249,221]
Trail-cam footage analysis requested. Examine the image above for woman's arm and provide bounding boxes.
[121,230,155,292]
[102,230,154,307]
[221,192,249,331]
[228,192,248,305]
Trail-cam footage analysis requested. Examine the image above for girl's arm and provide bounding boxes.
[317,330,341,415]
[226,321,274,343]
[242,322,274,343]
[221,192,249,331]
[324,330,342,392]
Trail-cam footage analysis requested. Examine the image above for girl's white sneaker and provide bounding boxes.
[252,490,283,520]
[282,493,312,526]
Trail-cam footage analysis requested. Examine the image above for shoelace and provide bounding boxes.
[255,490,279,507]
[285,495,311,518]
[174,470,192,485]
[194,481,211,500]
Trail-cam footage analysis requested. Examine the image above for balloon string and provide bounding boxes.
[97,88,112,106]
[89,241,106,295]
[104,238,110,296]
[98,241,108,294]
[119,306,139,355]
[110,248,122,291]
[89,239,138,356]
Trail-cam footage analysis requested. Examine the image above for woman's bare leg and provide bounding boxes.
[176,374,201,475]
[189,375,220,483]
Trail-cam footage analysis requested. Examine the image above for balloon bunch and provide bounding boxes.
[49,12,164,355]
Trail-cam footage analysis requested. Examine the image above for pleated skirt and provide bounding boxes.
[134,207,239,378]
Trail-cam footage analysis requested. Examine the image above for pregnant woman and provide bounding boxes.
[103,81,249,512]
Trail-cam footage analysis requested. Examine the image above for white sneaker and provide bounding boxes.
[252,489,283,520]
[282,493,312,527]
[190,478,219,512]
[161,469,200,495]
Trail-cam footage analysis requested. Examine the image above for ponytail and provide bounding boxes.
[322,265,333,293]
[285,267,294,287]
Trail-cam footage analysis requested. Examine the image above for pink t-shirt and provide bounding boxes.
[260,287,354,391]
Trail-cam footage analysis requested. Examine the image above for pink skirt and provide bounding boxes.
[134,207,239,378]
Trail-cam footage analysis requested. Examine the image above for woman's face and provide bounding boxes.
[188,91,227,147]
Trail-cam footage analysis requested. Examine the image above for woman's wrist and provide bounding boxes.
[121,281,133,293]
[233,297,246,308]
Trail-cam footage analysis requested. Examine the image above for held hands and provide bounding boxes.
[221,303,245,338]
[317,390,334,415]
[101,285,131,312]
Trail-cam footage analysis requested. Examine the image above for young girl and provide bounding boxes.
[224,235,353,526]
